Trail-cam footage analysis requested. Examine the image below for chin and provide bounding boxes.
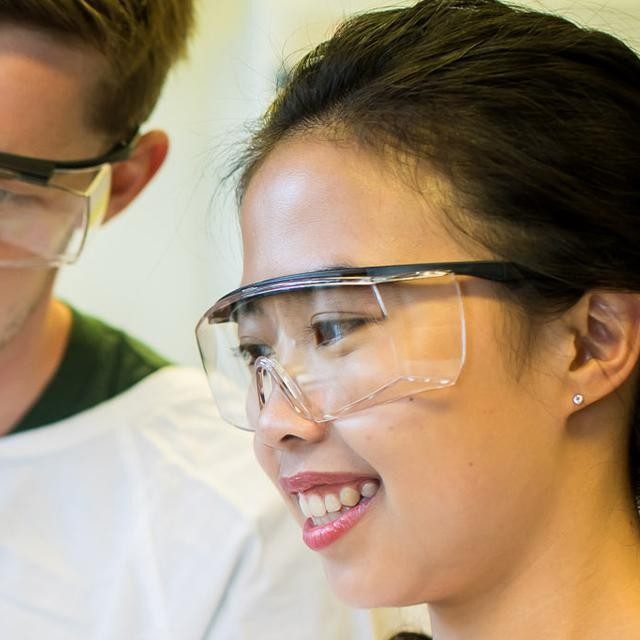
[0,269,53,346]
[322,558,414,608]
[324,554,453,610]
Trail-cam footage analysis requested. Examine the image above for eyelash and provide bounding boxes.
[310,316,376,347]
[233,343,273,366]
[310,318,370,347]
[235,314,381,366]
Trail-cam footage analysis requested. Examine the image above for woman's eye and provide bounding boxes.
[312,317,373,347]
[235,343,272,366]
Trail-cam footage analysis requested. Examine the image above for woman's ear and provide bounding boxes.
[103,129,169,223]
[564,292,640,409]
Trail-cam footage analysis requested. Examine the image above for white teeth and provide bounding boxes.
[298,493,312,518]
[298,480,381,520]
[324,493,341,513]
[361,481,379,498]
[339,486,360,507]
[312,510,344,526]
[308,493,327,517]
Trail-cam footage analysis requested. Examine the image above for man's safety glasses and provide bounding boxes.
[196,262,526,431]
[0,136,135,268]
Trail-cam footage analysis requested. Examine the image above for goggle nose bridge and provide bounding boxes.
[254,355,316,422]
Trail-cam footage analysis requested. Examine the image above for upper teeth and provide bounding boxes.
[298,481,379,518]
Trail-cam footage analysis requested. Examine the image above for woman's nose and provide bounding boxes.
[254,382,328,449]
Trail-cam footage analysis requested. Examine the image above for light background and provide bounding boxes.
[57,0,640,368]
[54,2,640,636]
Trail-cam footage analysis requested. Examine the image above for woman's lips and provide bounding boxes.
[302,494,376,550]
[280,471,375,493]
[280,472,380,550]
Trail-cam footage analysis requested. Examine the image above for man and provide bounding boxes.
[0,3,369,638]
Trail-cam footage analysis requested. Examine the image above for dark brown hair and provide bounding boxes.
[0,0,195,139]
[234,0,640,497]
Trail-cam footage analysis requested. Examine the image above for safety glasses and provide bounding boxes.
[0,135,135,268]
[196,262,525,431]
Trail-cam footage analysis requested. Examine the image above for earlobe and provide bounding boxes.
[567,292,640,409]
[103,129,169,223]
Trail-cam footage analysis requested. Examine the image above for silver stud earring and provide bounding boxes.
[572,393,585,406]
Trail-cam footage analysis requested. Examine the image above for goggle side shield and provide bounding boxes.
[0,132,135,268]
[0,164,111,268]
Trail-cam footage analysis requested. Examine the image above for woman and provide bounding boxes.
[197,1,640,638]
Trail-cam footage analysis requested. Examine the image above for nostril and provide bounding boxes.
[255,386,329,447]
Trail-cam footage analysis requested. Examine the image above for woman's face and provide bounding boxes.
[240,136,568,607]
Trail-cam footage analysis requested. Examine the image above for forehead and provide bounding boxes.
[240,135,471,284]
[0,23,107,158]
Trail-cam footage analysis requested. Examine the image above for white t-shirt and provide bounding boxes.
[0,367,372,640]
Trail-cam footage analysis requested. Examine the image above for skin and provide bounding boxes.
[241,134,640,640]
[0,25,167,434]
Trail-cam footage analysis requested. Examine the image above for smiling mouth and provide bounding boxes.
[296,479,380,526]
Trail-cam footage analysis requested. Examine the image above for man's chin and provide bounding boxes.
[0,269,56,354]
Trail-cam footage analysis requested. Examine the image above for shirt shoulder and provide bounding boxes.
[0,367,371,639]
[13,306,171,434]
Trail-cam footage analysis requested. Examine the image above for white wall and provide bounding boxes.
[56,0,640,367]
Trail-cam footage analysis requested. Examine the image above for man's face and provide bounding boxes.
[0,24,108,351]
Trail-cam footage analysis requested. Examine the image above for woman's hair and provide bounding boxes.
[233,0,640,499]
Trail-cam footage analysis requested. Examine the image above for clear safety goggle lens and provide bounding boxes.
[0,163,111,268]
[196,272,466,431]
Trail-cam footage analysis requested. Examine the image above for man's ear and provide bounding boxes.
[103,129,169,223]
[565,292,640,409]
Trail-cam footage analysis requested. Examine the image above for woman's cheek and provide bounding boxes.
[253,435,281,483]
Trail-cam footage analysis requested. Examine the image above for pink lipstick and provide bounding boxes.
[280,471,380,551]
[302,496,374,550]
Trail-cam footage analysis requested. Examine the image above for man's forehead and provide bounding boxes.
[0,23,107,159]
[0,22,103,74]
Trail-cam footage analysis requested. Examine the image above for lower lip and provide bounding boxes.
[302,496,375,551]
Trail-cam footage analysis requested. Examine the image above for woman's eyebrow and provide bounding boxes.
[230,299,263,323]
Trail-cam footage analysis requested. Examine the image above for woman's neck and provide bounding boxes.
[429,436,640,640]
